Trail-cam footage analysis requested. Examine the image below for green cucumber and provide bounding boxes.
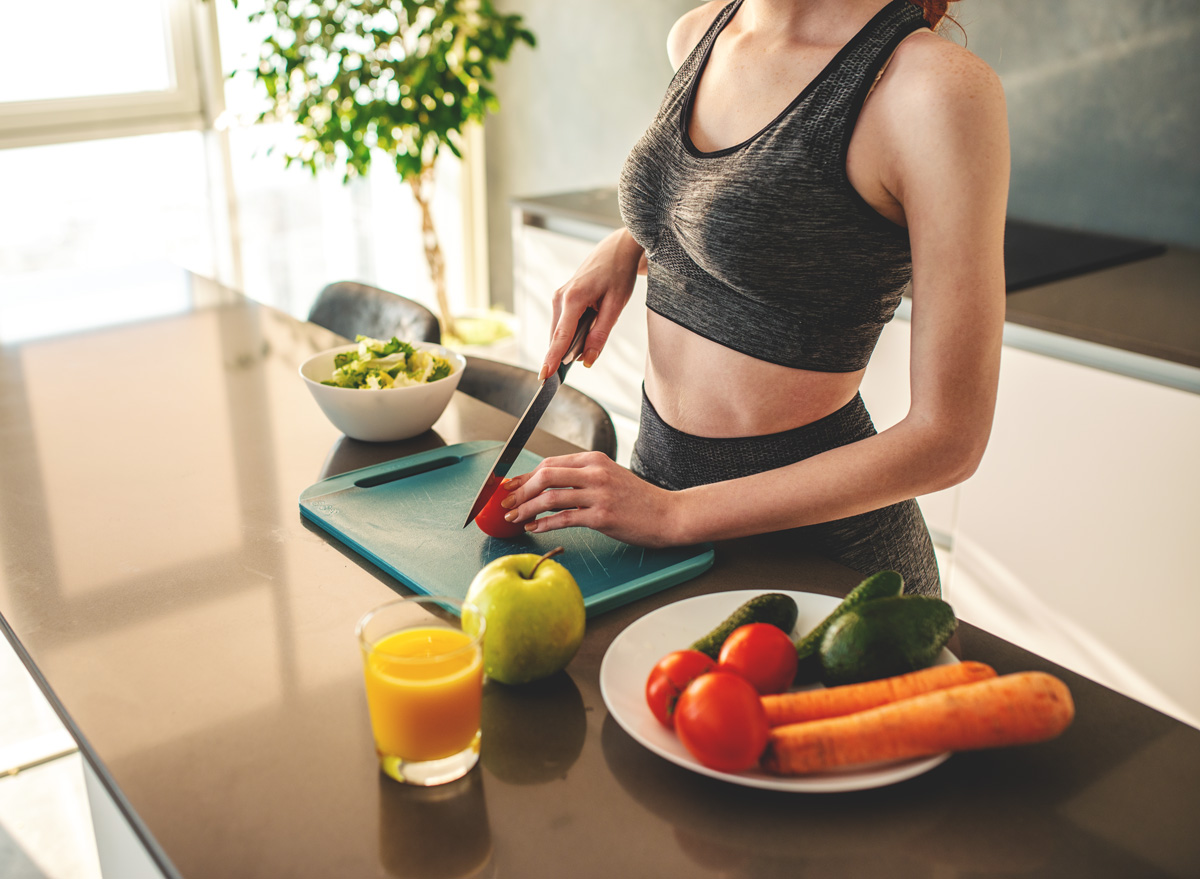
[818,595,958,687]
[689,593,800,660]
[793,570,905,684]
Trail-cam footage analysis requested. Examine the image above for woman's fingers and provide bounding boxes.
[498,454,678,547]
[538,229,641,380]
[501,459,589,515]
[501,456,598,509]
[582,298,622,368]
[504,488,584,524]
[544,293,619,377]
[518,507,592,534]
[539,297,591,381]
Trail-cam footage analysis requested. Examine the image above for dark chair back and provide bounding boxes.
[307,282,618,458]
[308,281,442,344]
[459,356,618,460]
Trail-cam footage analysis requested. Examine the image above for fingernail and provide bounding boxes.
[524,522,538,532]
[583,348,598,368]
[500,496,515,509]
[504,511,518,522]
[537,365,549,381]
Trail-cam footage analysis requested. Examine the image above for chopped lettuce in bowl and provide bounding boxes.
[322,335,454,390]
[299,338,466,441]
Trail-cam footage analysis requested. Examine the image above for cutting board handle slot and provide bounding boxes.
[354,455,462,488]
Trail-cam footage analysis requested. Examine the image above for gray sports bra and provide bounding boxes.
[618,0,927,372]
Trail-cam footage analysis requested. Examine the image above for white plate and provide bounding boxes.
[599,590,953,793]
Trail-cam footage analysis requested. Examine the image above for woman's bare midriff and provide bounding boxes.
[643,311,867,439]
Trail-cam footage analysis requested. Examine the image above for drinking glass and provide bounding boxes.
[357,596,485,785]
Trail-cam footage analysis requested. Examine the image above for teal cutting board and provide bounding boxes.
[299,441,714,616]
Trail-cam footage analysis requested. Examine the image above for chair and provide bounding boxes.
[308,281,442,345]
[458,355,618,460]
[307,282,618,459]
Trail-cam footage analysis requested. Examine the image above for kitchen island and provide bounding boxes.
[1,270,1198,878]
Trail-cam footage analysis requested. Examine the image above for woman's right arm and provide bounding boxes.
[537,226,645,381]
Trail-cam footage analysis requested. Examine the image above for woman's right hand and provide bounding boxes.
[539,227,645,381]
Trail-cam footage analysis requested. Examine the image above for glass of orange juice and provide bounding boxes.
[356,596,485,785]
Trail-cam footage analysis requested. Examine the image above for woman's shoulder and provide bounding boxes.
[666,1,728,70]
[866,30,1009,207]
[883,30,1006,116]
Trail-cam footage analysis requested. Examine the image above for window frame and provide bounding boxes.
[0,0,208,150]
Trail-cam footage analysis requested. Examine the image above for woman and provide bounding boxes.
[499,0,1009,596]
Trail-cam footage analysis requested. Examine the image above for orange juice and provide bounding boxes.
[363,626,483,762]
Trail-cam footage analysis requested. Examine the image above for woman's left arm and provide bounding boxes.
[877,36,1011,496]
[503,39,1010,548]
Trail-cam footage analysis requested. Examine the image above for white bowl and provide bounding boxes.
[299,341,466,442]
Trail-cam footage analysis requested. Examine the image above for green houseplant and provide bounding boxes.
[231,0,535,340]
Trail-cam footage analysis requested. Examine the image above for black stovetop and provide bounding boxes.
[1002,219,1166,293]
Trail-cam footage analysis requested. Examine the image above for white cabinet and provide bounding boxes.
[863,307,1200,725]
[952,342,1200,724]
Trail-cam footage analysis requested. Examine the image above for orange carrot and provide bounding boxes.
[762,661,997,726]
[762,671,1074,775]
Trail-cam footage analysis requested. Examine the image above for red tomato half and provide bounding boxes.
[475,482,525,539]
[717,623,799,695]
[645,650,716,728]
[674,671,769,773]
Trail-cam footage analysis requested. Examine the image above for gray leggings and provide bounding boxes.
[631,389,941,597]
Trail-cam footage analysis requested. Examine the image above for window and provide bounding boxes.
[0,0,482,328]
[0,0,207,149]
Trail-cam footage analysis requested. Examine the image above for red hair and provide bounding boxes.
[908,0,956,30]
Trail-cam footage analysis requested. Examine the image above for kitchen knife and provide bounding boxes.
[462,307,598,529]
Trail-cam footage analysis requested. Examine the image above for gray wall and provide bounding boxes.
[485,0,695,310]
[965,1,1200,248]
[485,0,1200,309]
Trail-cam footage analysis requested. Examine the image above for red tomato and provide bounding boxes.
[645,650,717,728]
[717,623,799,695]
[674,671,769,773]
[475,482,525,539]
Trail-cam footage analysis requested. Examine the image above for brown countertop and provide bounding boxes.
[1003,247,1200,369]
[2,271,1198,878]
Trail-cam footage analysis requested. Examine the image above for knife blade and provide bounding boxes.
[463,307,598,528]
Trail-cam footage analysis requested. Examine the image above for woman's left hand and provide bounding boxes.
[499,452,683,548]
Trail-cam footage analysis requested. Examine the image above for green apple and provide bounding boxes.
[462,547,585,685]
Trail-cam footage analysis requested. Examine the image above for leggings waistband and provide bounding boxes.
[631,388,877,491]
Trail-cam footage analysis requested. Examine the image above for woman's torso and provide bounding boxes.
[626,0,933,438]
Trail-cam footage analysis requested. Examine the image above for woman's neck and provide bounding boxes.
[738,0,892,43]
